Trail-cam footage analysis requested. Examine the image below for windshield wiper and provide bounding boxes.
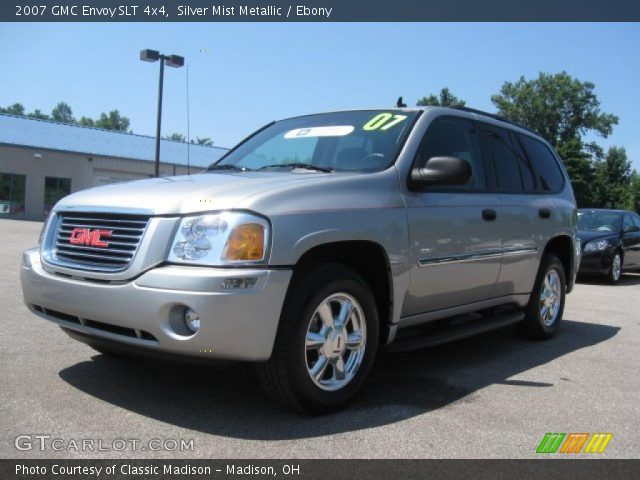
[258,163,332,173]
[207,164,253,172]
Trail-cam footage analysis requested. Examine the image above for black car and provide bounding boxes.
[578,209,640,283]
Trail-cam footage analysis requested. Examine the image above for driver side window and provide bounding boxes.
[415,116,484,189]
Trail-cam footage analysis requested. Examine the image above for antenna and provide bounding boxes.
[186,64,191,176]
[396,96,407,108]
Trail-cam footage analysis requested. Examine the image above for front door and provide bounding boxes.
[403,116,501,316]
[622,214,640,267]
[479,124,542,297]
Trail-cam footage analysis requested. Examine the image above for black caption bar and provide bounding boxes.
[2,459,640,480]
[2,0,640,22]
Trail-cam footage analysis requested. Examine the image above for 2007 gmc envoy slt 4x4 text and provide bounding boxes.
[21,106,580,413]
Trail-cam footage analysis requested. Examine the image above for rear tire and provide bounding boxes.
[257,263,379,413]
[517,254,566,340]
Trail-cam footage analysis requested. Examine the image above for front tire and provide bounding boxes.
[517,254,566,340]
[606,251,623,284]
[257,263,379,413]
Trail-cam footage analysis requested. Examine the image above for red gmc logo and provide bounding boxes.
[68,228,112,248]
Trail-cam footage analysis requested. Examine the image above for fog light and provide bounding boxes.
[184,308,200,333]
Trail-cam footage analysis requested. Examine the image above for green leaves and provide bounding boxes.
[94,110,130,131]
[491,72,618,147]
[491,72,632,209]
[51,101,74,124]
[592,147,634,209]
[0,102,129,132]
[163,132,186,142]
[0,103,26,116]
[417,87,466,107]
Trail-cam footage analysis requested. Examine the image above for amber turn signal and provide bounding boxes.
[222,223,265,261]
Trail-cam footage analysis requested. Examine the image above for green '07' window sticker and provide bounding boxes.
[362,113,408,131]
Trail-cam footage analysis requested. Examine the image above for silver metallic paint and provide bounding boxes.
[21,107,579,359]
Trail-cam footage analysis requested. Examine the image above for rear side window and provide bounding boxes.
[518,134,565,192]
[508,131,536,191]
[414,116,484,189]
[480,124,524,192]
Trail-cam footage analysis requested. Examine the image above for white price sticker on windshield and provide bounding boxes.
[284,126,354,138]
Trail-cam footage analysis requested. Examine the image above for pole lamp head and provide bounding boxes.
[165,55,185,68]
[140,49,160,62]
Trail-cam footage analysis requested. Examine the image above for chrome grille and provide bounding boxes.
[53,213,150,271]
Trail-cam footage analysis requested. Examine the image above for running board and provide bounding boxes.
[386,310,525,353]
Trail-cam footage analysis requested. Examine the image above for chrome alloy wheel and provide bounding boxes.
[540,269,562,326]
[612,254,622,282]
[304,293,367,391]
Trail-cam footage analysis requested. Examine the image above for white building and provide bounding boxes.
[0,113,227,220]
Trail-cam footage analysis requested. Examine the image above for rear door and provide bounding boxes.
[479,124,543,297]
[403,115,502,315]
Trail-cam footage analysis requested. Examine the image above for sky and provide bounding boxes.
[1,22,639,168]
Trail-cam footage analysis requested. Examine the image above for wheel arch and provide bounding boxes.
[542,235,575,292]
[292,240,394,345]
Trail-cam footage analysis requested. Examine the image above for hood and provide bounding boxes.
[578,230,619,248]
[54,171,329,216]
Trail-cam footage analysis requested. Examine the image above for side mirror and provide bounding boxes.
[410,156,472,188]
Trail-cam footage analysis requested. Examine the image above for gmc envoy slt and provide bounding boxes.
[21,106,580,412]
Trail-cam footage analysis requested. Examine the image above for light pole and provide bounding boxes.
[140,49,185,177]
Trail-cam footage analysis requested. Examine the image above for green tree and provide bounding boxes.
[0,101,135,132]
[78,116,95,127]
[417,87,466,107]
[492,72,618,147]
[0,103,25,115]
[94,110,130,131]
[556,137,597,207]
[27,109,49,120]
[193,137,213,146]
[593,147,634,209]
[628,172,640,213]
[491,72,618,207]
[51,102,75,123]
[164,133,186,142]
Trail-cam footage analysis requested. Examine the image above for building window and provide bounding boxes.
[44,177,71,215]
[0,173,26,215]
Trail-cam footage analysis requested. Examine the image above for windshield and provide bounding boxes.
[210,110,419,173]
[577,211,622,233]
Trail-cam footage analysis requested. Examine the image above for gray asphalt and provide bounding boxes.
[1,218,639,458]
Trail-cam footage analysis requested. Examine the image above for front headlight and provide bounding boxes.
[168,212,270,266]
[583,239,610,253]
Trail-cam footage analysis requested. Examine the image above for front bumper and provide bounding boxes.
[578,249,613,275]
[21,249,292,361]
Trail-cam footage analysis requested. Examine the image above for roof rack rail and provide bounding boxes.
[447,106,540,136]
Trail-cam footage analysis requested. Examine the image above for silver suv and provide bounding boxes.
[21,107,579,413]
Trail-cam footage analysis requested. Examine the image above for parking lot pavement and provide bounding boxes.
[1,218,639,459]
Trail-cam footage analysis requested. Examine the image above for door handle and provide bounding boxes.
[482,209,497,221]
[539,208,551,219]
